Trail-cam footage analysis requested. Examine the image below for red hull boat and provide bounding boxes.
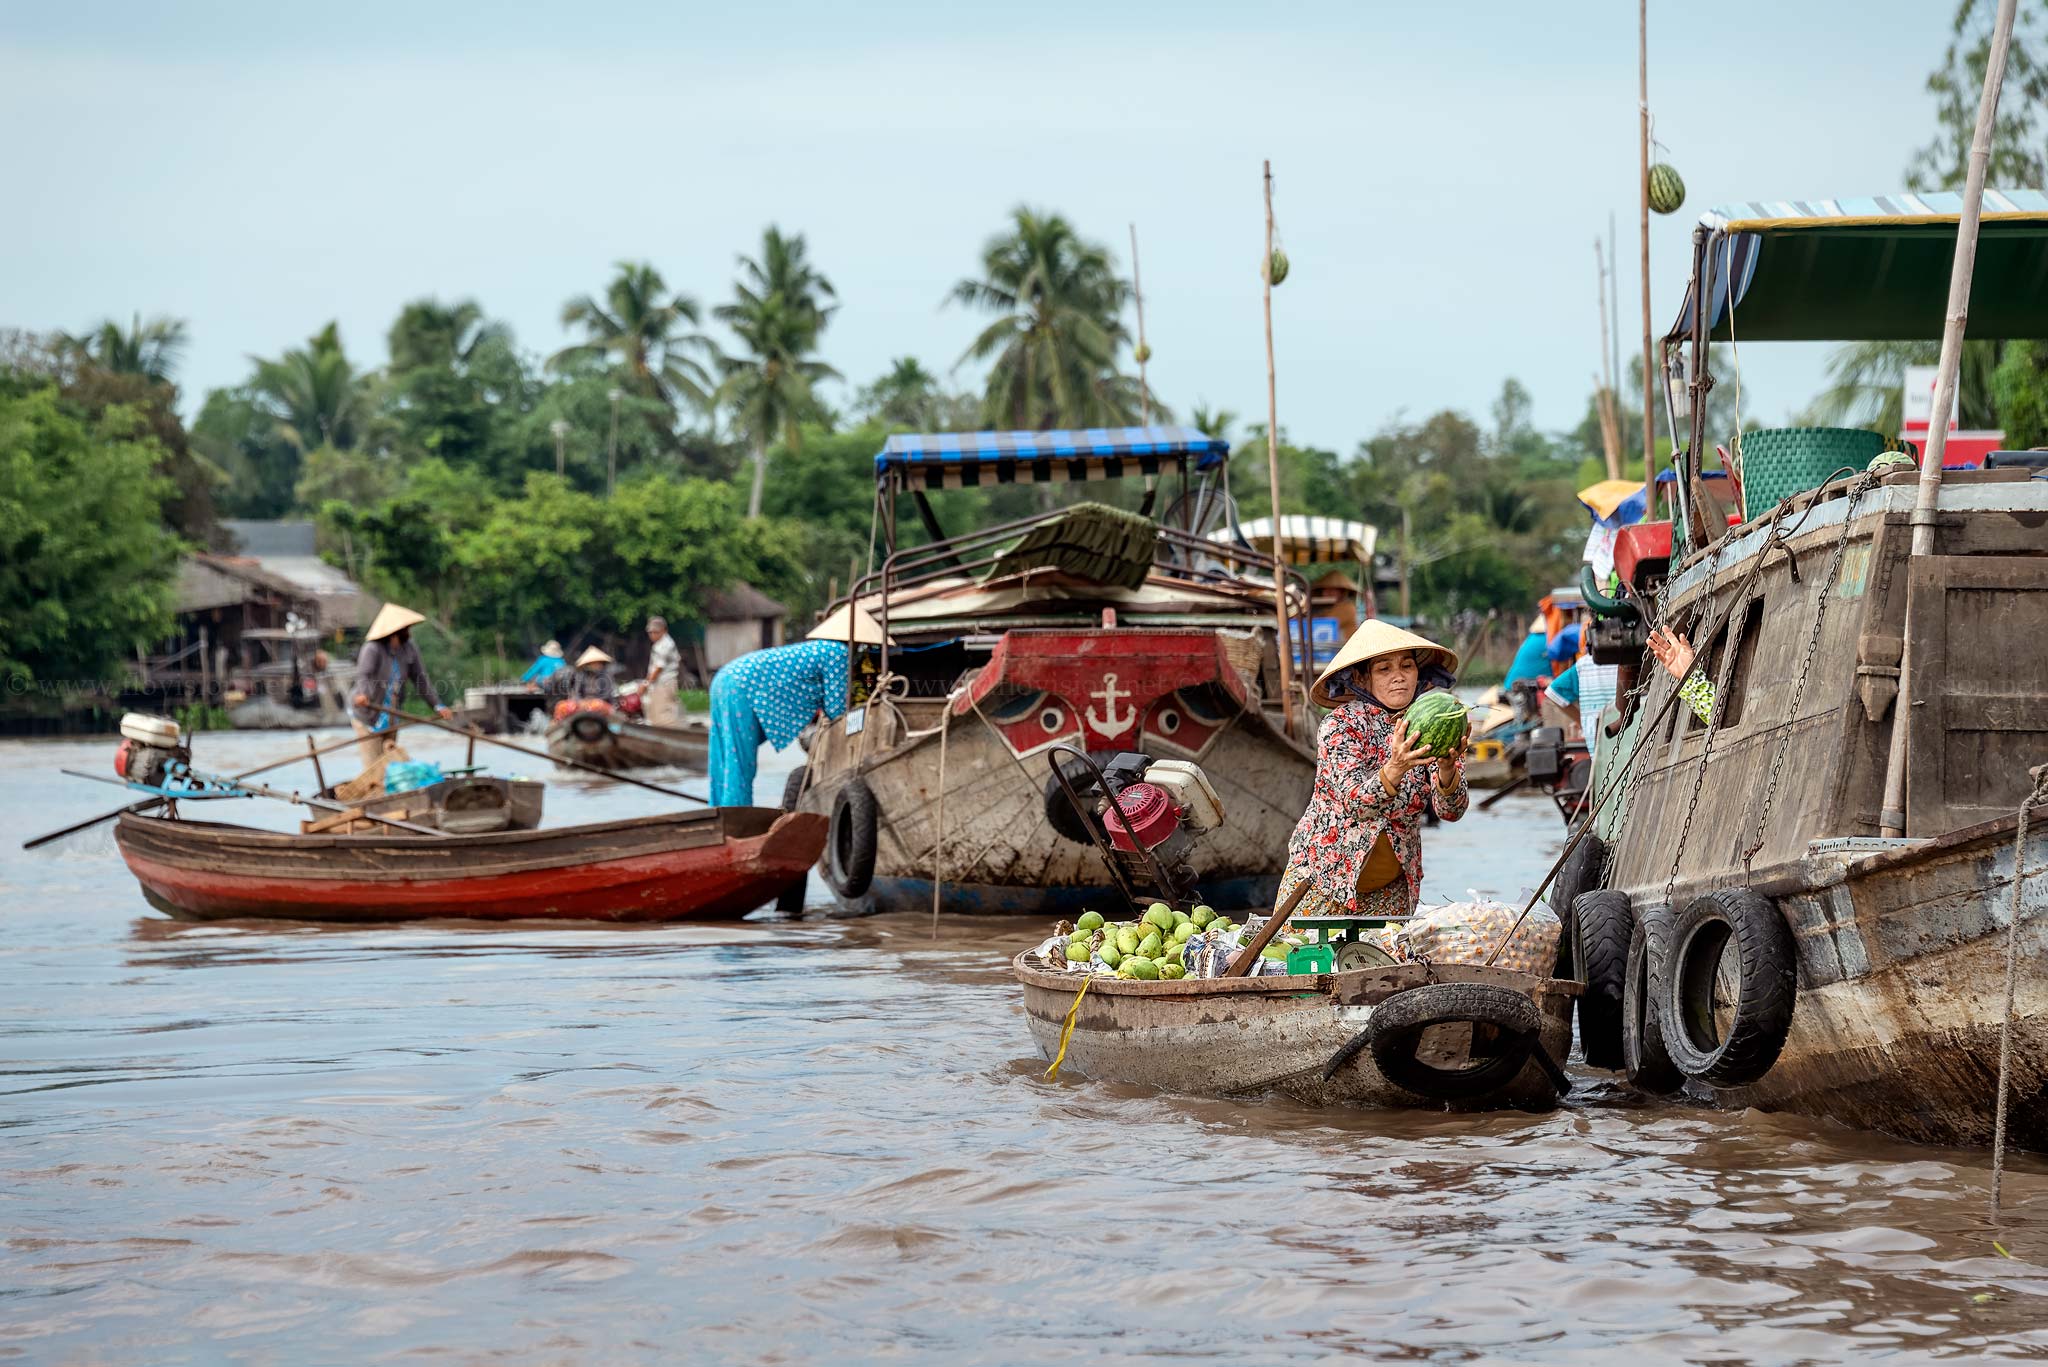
[113,806,825,924]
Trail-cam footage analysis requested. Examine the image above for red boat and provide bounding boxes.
[112,806,825,923]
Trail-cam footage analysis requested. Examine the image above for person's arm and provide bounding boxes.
[1315,708,1402,817]
[1648,625,1715,724]
[519,659,544,684]
[405,643,452,716]
[1430,750,1469,822]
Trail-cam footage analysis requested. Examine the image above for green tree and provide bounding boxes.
[252,322,374,456]
[60,313,187,384]
[1189,404,1238,442]
[716,227,841,519]
[387,298,507,371]
[1908,0,2048,192]
[382,298,535,483]
[192,386,301,519]
[1993,339,2048,446]
[0,386,179,684]
[948,208,1138,431]
[551,262,714,427]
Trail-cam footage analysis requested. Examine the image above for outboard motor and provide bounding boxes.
[1049,749,1225,906]
[113,713,189,790]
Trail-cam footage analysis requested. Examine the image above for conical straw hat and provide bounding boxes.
[807,601,892,646]
[365,602,426,642]
[1311,619,1459,708]
[575,646,615,668]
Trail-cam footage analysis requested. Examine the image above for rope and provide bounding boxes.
[1044,975,1092,1081]
[1990,763,2048,1223]
[929,685,965,938]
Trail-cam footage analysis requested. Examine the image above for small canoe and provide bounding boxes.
[1014,953,1577,1111]
[114,806,824,923]
[546,714,710,772]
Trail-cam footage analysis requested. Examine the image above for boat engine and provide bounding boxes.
[1060,751,1226,905]
[113,713,190,790]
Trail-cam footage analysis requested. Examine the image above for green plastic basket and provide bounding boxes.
[1740,427,1887,521]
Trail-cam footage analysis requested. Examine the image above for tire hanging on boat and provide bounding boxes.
[781,765,810,813]
[1623,904,1686,1094]
[1661,888,1797,1088]
[1549,832,1607,976]
[1571,889,1634,1069]
[826,776,880,899]
[1350,982,1549,1101]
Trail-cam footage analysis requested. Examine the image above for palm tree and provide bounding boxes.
[948,208,1136,431]
[551,262,714,422]
[1189,403,1238,442]
[250,323,370,453]
[62,313,187,384]
[858,356,941,428]
[715,227,840,518]
[1807,340,2003,433]
[388,297,507,372]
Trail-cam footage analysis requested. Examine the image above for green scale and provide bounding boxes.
[1283,914,1412,974]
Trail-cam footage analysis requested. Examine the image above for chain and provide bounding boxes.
[1662,502,1791,910]
[1741,474,1873,870]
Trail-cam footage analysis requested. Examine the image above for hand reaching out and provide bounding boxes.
[1380,716,1432,795]
[1648,625,1696,681]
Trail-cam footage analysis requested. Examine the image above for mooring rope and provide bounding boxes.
[1044,975,1093,1081]
[1991,763,2048,1222]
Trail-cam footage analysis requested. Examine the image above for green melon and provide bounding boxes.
[1264,249,1290,287]
[1405,690,1469,758]
[1649,163,1685,216]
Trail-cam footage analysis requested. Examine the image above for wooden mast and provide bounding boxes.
[1596,237,1623,480]
[1262,160,1298,736]
[1638,0,1656,492]
[1130,222,1151,425]
[1879,0,2020,838]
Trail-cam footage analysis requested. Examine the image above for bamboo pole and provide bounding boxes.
[1261,160,1298,736]
[1595,238,1623,479]
[1879,0,2019,838]
[1130,222,1151,426]
[1638,0,1656,491]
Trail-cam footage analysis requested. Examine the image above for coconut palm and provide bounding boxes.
[714,227,840,518]
[949,209,1137,430]
[1807,339,2003,433]
[551,262,714,421]
[250,322,371,453]
[388,297,507,372]
[1189,404,1238,442]
[62,313,187,384]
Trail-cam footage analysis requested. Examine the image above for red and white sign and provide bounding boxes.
[1902,364,2004,468]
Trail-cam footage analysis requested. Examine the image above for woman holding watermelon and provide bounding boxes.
[1274,621,1469,921]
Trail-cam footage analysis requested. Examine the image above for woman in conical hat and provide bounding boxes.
[546,644,620,711]
[350,602,452,768]
[1276,619,1468,921]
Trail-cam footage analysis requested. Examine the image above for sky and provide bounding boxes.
[1,1,1960,456]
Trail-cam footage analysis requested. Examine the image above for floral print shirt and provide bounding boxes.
[1277,696,1469,919]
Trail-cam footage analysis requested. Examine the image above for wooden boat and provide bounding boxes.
[1566,190,2048,1149]
[793,429,1323,916]
[312,774,546,834]
[546,712,709,772]
[112,806,824,923]
[1013,953,1577,1111]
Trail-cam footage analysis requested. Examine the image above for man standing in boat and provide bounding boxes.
[350,603,455,767]
[642,616,683,727]
[706,604,882,807]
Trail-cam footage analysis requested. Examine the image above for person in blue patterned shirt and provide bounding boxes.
[707,638,851,807]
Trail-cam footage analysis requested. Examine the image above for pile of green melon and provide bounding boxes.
[1057,903,1240,980]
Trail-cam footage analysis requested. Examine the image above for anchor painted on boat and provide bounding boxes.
[1086,673,1138,739]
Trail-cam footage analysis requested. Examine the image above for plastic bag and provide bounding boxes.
[1394,897,1561,973]
[384,760,444,795]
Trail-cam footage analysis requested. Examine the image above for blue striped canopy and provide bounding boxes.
[875,426,1229,490]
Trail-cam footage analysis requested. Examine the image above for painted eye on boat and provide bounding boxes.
[1039,708,1065,733]
[1157,709,1181,734]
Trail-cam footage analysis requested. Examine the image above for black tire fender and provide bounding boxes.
[1623,904,1685,1094]
[1660,888,1797,1088]
[825,776,879,899]
[1548,832,1607,976]
[1356,982,1547,1102]
[781,765,810,813]
[1042,751,1111,845]
[1571,889,1634,1070]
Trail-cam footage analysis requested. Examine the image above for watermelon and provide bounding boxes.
[1404,690,1469,758]
[1867,449,1916,476]
[1265,249,1290,287]
[1649,163,1685,215]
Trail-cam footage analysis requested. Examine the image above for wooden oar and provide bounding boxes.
[365,704,710,804]
[22,716,427,851]
[58,767,447,837]
[1227,880,1313,978]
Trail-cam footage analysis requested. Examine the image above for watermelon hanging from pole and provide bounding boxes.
[1649,163,1686,215]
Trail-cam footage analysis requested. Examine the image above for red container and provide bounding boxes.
[1105,782,1179,851]
[1614,521,1673,589]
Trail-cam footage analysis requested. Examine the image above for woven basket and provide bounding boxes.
[1740,428,1887,521]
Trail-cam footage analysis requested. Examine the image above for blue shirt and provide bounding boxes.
[520,655,567,684]
[713,638,851,751]
[1545,660,1581,708]
[1505,631,1550,686]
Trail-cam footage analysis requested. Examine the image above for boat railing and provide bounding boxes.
[830,506,1314,686]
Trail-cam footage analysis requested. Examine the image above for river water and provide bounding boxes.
[4,728,2046,1364]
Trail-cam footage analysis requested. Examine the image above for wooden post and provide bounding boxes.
[1130,222,1152,426]
[1879,0,2019,838]
[306,735,327,797]
[1262,160,1298,735]
[1638,0,1656,492]
[1595,239,1623,480]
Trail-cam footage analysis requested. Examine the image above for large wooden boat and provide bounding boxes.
[792,428,1325,916]
[545,711,709,773]
[1013,954,1576,1112]
[113,806,823,923]
[1568,191,2048,1149]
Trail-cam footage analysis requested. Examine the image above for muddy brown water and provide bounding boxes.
[4,729,2047,1364]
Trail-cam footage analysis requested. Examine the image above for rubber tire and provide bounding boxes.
[781,765,809,813]
[1571,890,1634,1070]
[1661,888,1797,1088]
[1623,904,1685,1094]
[1363,982,1545,1102]
[825,776,879,900]
[1548,831,1607,977]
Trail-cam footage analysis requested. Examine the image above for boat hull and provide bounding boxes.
[113,807,823,923]
[1014,955,1576,1111]
[546,716,709,772]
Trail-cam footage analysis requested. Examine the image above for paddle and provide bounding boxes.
[364,704,710,804]
[58,767,447,838]
[23,716,428,850]
[1226,879,1313,978]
